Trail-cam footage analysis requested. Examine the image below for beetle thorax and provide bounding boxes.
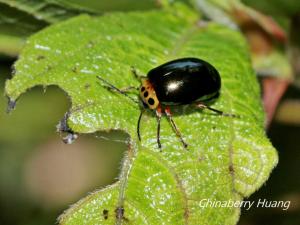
[139,79,159,109]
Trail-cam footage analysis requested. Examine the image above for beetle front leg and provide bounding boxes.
[119,86,139,93]
[165,106,188,149]
[131,66,147,80]
[103,85,138,95]
[97,76,139,103]
[156,107,162,151]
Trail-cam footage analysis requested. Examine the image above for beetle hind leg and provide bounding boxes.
[196,103,237,117]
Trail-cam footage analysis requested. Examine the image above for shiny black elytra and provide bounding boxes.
[97,57,234,150]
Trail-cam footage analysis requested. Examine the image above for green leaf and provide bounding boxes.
[252,49,293,79]
[0,2,48,56]
[0,33,24,57]
[242,0,300,29]
[0,0,93,23]
[51,0,159,13]
[0,0,158,24]
[242,0,300,17]
[0,2,47,36]
[5,3,278,224]
[0,0,158,56]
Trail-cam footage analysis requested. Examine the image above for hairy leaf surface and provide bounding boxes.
[5,4,278,225]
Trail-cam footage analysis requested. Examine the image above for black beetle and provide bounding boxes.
[97,57,234,150]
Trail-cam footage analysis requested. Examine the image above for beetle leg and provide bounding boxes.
[156,107,162,151]
[104,85,138,94]
[196,103,237,117]
[97,76,139,104]
[119,86,139,92]
[101,82,138,93]
[131,66,147,80]
[165,107,188,149]
[137,109,145,141]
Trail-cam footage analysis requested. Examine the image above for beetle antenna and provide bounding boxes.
[96,76,139,104]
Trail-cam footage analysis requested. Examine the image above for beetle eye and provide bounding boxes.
[141,87,145,92]
[142,101,148,108]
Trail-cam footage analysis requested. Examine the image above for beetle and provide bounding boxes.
[97,57,234,150]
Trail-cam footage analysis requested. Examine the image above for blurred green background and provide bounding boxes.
[0,0,300,225]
